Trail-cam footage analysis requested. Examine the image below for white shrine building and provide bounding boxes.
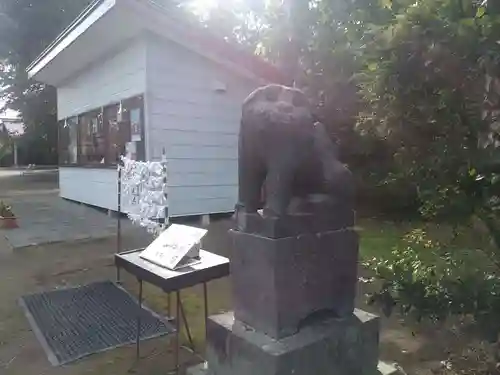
[27,0,283,217]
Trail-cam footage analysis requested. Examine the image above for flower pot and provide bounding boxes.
[0,216,18,229]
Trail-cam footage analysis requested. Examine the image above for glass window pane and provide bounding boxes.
[59,120,69,164]
[122,96,145,161]
[60,94,145,167]
[67,117,78,164]
[104,104,121,165]
[59,117,78,165]
[79,110,105,165]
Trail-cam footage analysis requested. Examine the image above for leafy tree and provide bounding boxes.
[0,126,12,165]
[356,0,500,231]
[0,0,93,165]
[192,1,420,213]
[189,1,267,52]
[350,3,500,364]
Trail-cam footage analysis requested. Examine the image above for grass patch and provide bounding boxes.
[358,218,411,260]
[357,218,458,261]
[358,218,495,264]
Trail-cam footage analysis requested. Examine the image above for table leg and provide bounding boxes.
[116,266,121,284]
[136,279,143,360]
[167,293,172,318]
[175,291,181,375]
[203,282,208,340]
[179,297,195,351]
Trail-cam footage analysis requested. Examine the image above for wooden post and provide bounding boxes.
[117,160,122,255]
[161,148,169,231]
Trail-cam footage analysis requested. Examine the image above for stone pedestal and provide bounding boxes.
[188,194,388,375]
[231,228,359,339]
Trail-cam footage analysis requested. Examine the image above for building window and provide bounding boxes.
[79,110,105,164]
[122,96,145,161]
[59,116,78,165]
[58,94,145,167]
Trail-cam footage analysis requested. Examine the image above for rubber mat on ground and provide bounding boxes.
[19,280,174,366]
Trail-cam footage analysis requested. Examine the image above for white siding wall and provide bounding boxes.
[57,38,147,210]
[57,38,147,120]
[59,167,119,210]
[145,35,258,217]
[59,167,137,213]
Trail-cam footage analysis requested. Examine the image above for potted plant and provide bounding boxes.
[0,201,18,229]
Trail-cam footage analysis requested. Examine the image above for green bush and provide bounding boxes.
[364,229,500,342]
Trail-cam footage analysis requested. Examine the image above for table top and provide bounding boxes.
[115,249,230,293]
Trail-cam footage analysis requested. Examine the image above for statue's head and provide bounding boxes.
[242,84,313,126]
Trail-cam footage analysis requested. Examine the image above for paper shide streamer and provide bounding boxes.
[118,156,169,236]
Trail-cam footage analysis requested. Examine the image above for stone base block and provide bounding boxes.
[231,229,359,339]
[203,310,380,375]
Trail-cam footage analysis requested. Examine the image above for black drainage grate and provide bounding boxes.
[19,280,174,366]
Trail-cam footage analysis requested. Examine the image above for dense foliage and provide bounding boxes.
[357,0,499,219]
[347,0,500,327]
[0,126,11,165]
[365,229,500,341]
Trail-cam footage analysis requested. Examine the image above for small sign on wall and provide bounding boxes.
[140,224,208,270]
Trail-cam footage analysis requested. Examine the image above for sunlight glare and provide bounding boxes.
[189,0,244,16]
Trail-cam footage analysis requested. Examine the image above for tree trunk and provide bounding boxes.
[281,0,309,87]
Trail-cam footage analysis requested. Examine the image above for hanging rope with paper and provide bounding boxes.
[118,156,169,235]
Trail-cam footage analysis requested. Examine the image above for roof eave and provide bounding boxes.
[26,0,116,79]
[26,0,283,84]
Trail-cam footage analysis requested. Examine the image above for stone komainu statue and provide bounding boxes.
[237,84,354,218]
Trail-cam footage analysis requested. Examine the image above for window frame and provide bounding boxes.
[121,95,146,162]
[57,94,146,168]
[78,108,105,165]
